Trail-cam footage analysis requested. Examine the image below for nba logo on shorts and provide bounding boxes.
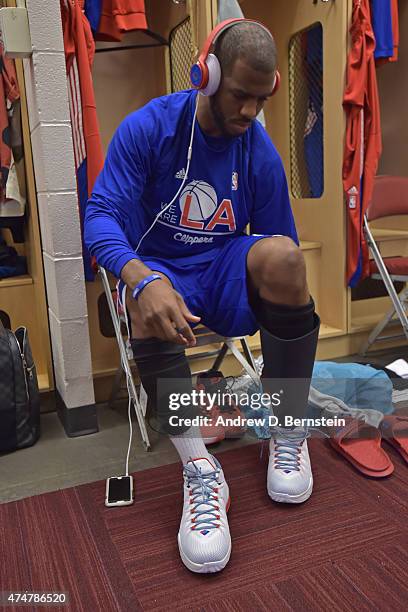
[231,172,238,191]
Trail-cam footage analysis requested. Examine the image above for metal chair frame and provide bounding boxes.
[99,266,261,451]
[360,215,408,355]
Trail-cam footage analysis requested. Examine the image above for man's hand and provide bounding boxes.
[137,280,200,347]
[121,258,200,346]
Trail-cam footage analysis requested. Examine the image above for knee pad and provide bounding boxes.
[131,338,197,435]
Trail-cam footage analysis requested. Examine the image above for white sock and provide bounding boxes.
[170,425,213,466]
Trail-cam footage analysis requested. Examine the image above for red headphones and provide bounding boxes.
[190,18,281,97]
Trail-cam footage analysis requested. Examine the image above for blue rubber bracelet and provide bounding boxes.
[132,274,162,300]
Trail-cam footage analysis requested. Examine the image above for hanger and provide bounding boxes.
[95,29,168,53]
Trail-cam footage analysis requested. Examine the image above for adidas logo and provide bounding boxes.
[348,185,358,195]
[175,168,186,179]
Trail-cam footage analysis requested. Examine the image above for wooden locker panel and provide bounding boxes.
[0,280,50,390]
[244,0,349,334]
[86,276,120,376]
[0,55,53,392]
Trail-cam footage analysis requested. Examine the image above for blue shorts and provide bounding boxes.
[119,234,272,338]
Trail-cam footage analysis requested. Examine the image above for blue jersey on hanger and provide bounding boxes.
[84,0,102,32]
[85,90,297,279]
[371,0,394,59]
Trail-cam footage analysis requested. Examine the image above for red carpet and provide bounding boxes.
[1,439,408,611]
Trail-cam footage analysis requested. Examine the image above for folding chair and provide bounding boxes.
[360,175,408,355]
[98,266,261,451]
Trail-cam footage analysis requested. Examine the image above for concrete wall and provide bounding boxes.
[23,0,95,409]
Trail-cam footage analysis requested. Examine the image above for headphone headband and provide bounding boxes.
[190,18,280,97]
[198,18,272,66]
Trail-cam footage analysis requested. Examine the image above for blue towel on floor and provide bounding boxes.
[312,361,394,415]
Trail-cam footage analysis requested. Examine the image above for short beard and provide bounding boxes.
[209,94,231,138]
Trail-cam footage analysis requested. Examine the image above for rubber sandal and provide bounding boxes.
[329,418,394,477]
[381,415,408,464]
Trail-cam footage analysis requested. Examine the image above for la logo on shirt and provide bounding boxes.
[160,180,236,233]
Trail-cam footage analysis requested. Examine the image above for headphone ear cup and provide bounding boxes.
[190,60,207,89]
[272,70,281,96]
[200,53,221,96]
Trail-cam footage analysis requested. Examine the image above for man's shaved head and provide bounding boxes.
[214,21,277,77]
[196,21,278,138]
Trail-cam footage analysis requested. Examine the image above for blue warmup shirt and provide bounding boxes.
[85,90,298,279]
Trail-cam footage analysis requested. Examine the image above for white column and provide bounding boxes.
[23,0,95,410]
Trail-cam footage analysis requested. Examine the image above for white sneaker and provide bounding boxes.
[267,427,313,503]
[178,456,231,573]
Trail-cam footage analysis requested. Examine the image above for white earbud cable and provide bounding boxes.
[134,94,199,254]
[122,93,200,477]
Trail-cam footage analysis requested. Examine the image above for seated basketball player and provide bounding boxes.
[85,19,320,574]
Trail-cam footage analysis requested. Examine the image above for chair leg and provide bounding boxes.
[240,337,258,374]
[399,288,408,333]
[384,285,408,333]
[211,342,229,371]
[360,287,408,355]
[362,217,408,354]
[210,337,260,383]
[361,304,397,355]
[99,266,151,450]
[225,338,260,382]
[121,354,151,451]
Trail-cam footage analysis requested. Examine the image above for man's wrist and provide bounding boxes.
[120,258,153,289]
[132,274,162,300]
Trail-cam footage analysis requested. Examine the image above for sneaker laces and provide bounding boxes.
[272,428,307,472]
[184,460,223,531]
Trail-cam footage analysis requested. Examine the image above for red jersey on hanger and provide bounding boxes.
[96,0,147,42]
[389,0,399,62]
[61,0,104,280]
[0,46,19,203]
[343,0,382,286]
[61,0,103,193]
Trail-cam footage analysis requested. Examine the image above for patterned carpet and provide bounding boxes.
[1,439,407,611]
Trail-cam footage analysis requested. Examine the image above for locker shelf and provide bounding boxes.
[0,275,33,288]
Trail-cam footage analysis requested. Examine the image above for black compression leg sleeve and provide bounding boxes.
[253,297,320,424]
[131,338,198,435]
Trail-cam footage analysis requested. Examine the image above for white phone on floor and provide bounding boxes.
[105,475,134,507]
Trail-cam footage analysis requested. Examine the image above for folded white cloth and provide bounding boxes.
[386,358,408,379]
[308,386,384,428]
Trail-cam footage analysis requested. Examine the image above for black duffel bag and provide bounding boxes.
[0,321,41,452]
